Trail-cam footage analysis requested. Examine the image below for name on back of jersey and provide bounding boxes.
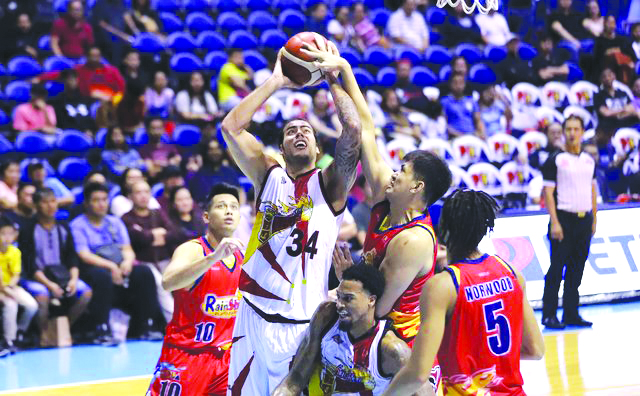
[464,276,514,303]
[201,291,241,318]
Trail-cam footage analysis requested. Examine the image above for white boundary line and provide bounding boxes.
[0,375,152,394]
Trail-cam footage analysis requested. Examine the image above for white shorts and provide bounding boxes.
[227,300,309,395]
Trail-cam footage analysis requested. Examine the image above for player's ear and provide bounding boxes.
[369,295,377,308]
[202,209,209,225]
[411,180,425,194]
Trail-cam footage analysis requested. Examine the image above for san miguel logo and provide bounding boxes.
[257,195,313,245]
[201,292,241,318]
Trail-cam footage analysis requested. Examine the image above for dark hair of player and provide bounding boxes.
[205,183,240,212]
[342,264,386,302]
[403,150,452,208]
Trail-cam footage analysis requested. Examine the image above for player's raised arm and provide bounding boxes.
[272,302,337,396]
[382,273,457,396]
[516,270,545,360]
[220,50,296,187]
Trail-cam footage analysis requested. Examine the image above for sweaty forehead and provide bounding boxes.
[212,194,239,205]
[284,120,312,132]
[338,279,365,296]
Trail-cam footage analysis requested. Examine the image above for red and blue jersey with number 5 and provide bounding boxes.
[439,254,525,396]
[163,236,244,352]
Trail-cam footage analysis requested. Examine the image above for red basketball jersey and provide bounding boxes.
[163,236,244,352]
[439,254,525,396]
[361,201,437,344]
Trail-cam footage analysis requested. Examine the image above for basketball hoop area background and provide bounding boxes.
[436,0,499,14]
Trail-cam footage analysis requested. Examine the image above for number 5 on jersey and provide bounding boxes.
[286,228,319,259]
[483,300,511,356]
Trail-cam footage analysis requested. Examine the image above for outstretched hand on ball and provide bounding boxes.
[300,39,348,79]
[270,48,305,89]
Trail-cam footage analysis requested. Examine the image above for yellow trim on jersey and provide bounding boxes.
[388,310,421,339]
[494,255,517,278]
[410,223,436,245]
[308,364,323,396]
[448,265,462,288]
[244,212,264,263]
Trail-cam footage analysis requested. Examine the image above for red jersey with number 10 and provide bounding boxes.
[163,236,244,352]
[361,200,437,345]
[439,254,525,396]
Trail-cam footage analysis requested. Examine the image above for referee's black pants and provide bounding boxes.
[542,210,593,321]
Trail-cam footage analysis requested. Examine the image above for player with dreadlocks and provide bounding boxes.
[382,189,544,396]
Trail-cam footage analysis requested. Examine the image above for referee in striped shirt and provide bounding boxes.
[541,115,597,329]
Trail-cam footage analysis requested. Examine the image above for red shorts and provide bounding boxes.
[147,345,230,396]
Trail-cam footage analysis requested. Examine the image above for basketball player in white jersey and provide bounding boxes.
[223,39,362,395]
[274,265,427,396]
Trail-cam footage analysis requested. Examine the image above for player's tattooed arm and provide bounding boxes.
[381,333,434,396]
[272,302,337,396]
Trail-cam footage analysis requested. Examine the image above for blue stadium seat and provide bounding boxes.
[455,43,483,64]
[243,50,268,70]
[170,53,204,73]
[370,8,390,29]
[54,0,67,13]
[205,51,228,72]
[5,81,31,102]
[426,7,447,25]
[0,110,10,127]
[95,128,107,147]
[0,135,12,155]
[394,46,424,65]
[484,45,507,63]
[72,185,84,205]
[184,0,210,12]
[155,0,182,13]
[20,159,56,181]
[246,0,271,11]
[273,0,303,12]
[58,158,91,184]
[518,43,538,61]
[248,11,278,33]
[39,35,51,52]
[197,31,227,51]
[56,129,93,153]
[429,31,441,45]
[334,0,352,8]
[339,46,362,68]
[260,29,288,50]
[567,63,583,82]
[216,0,243,13]
[0,64,5,77]
[364,46,393,68]
[173,124,201,146]
[218,12,247,34]
[469,63,497,84]
[376,67,397,87]
[439,64,451,81]
[353,68,375,89]
[364,0,384,9]
[8,56,42,78]
[159,12,184,33]
[278,9,306,33]
[43,56,75,72]
[426,45,451,65]
[151,183,165,198]
[186,12,215,33]
[556,40,579,61]
[167,32,198,52]
[229,30,258,49]
[16,131,51,155]
[133,33,166,53]
[44,81,65,98]
[410,66,438,87]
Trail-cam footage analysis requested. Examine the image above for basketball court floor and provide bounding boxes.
[0,301,638,395]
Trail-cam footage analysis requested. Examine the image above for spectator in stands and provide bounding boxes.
[121,50,149,91]
[139,118,181,179]
[506,0,533,39]
[533,32,570,85]
[498,34,536,89]
[328,6,355,47]
[102,126,145,177]
[594,68,638,141]
[306,3,329,39]
[187,139,242,204]
[175,71,220,123]
[0,2,36,62]
[124,0,162,35]
[51,0,94,59]
[3,183,36,230]
[155,165,185,213]
[117,78,146,134]
[51,69,97,134]
[387,0,429,51]
[441,4,482,47]
[548,0,587,48]
[308,88,341,155]
[167,186,205,246]
[352,2,389,51]
[0,216,38,353]
[72,182,161,343]
[13,84,58,141]
[144,71,174,119]
[92,0,132,63]
[218,49,253,112]
[111,167,161,217]
[380,88,421,140]
[28,163,74,207]
[583,0,604,38]
[475,8,511,46]
[441,73,485,139]
[37,46,126,101]
[122,180,176,323]
[529,122,565,170]
[8,13,39,60]
[0,161,21,210]
[393,59,427,110]
[632,78,640,114]
[593,15,636,86]
[19,188,92,345]
[438,56,478,97]
[477,84,512,137]
[632,24,640,67]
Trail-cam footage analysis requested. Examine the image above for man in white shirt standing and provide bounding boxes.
[387,0,429,52]
[475,9,512,46]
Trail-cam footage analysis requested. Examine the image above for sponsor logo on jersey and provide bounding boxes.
[464,276,514,303]
[257,195,314,245]
[443,366,503,396]
[153,362,185,382]
[201,291,241,318]
[360,248,377,266]
[320,357,376,394]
